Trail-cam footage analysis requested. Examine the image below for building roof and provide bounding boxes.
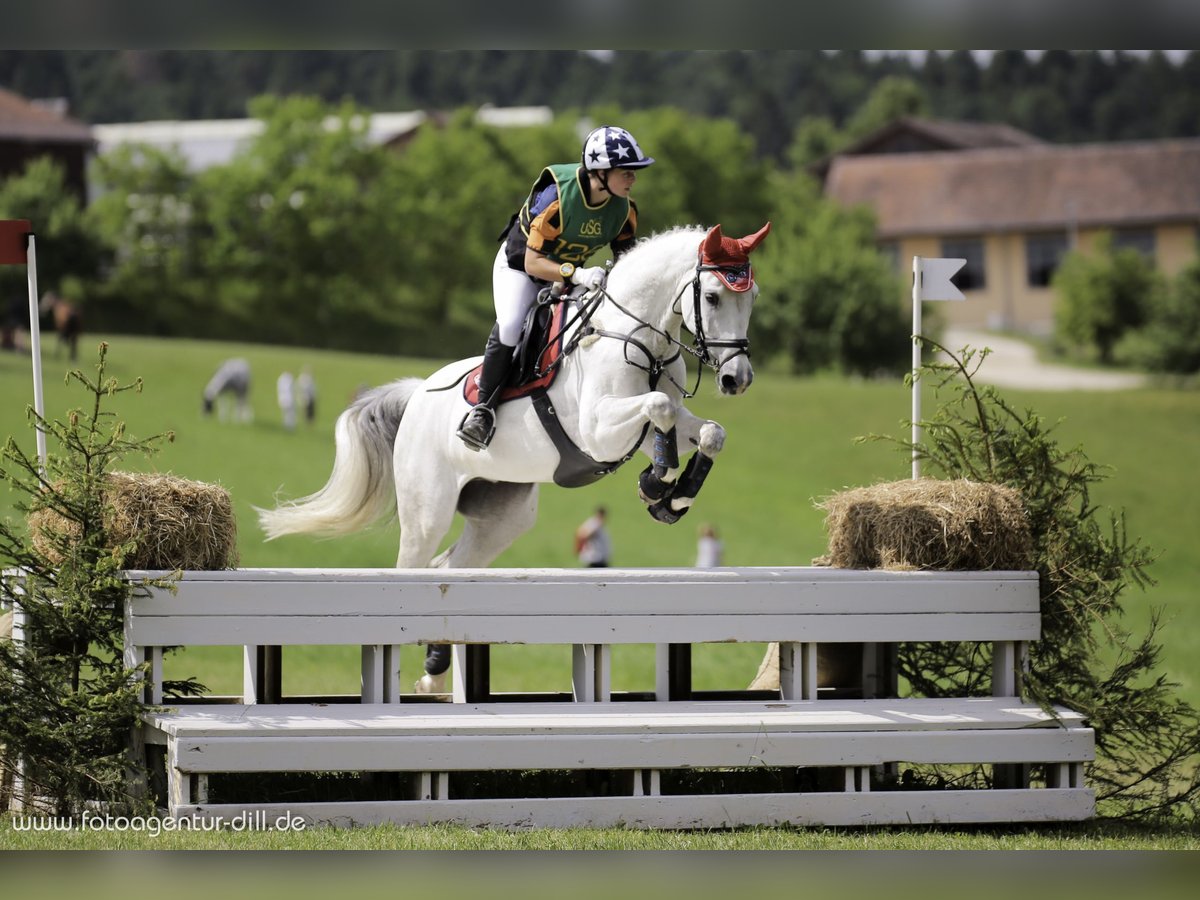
[845,116,1045,155]
[0,87,93,144]
[811,116,1044,180]
[93,111,429,171]
[825,138,1200,238]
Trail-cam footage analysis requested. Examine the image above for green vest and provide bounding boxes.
[520,163,631,265]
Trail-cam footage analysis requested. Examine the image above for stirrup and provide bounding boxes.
[456,406,497,451]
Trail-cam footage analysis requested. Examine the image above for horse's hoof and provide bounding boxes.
[413,672,448,695]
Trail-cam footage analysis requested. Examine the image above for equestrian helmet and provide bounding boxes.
[581,126,655,171]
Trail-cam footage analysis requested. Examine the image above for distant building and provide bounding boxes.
[822,118,1200,333]
[0,87,95,203]
[93,105,554,173]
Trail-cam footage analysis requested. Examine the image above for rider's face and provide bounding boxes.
[605,168,637,198]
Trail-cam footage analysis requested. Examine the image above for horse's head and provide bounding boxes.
[689,222,770,395]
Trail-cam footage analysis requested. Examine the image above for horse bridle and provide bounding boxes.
[536,251,753,399]
[685,253,753,370]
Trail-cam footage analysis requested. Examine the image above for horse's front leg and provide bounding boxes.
[640,406,725,524]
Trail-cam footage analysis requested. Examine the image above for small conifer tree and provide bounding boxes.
[0,343,174,815]
[874,341,1200,820]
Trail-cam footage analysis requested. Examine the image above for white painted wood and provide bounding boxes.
[451,645,468,703]
[169,725,1093,774]
[572,644,611,702]
[124,565,1040,585]
[146,698,1087,738]
[383,645,400,704]
[361,645,383,704]
[128,612,1042,648]
[779,642,799,700]
[802,642,818,701]
[195,774,208,804]
[174,788,1094,828]
[126,567,1039,618]
[242,645,259,705]
[150,647,163,705]
[654,645,670,700]
[993,640,1016,696]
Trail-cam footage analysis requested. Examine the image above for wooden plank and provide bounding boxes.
[175,788,1094,828]
[127,572,1039,618]
[171,727,1093,773]
[146,698,1088,737]
[125,566,1039,586]
[128,612,1042,647]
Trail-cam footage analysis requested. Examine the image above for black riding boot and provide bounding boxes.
[457,324,515,450]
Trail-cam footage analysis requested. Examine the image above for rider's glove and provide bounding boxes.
[574,267,607,291]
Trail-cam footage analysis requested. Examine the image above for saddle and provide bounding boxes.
[461,289,644,488]
[462,291,567,407]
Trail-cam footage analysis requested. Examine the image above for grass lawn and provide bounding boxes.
[2,332,1198,849]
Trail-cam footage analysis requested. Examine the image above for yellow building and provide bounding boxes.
[824,123,1200,334]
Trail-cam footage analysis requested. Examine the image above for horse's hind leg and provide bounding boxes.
[415,481,539,694]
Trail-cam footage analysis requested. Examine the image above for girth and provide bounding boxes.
[529,389,649,488]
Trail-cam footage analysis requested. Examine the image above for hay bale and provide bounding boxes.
[28,472,238,570]
[816,478,1032,571]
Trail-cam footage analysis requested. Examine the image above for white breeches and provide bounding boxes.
[493,247,541,346]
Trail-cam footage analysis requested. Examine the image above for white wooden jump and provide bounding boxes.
[122,566,1094,829]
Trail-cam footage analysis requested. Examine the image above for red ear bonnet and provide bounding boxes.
[698,222,771,292]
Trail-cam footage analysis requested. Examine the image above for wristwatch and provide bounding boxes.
[558,262,576,283]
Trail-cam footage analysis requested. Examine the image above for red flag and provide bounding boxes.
[0,219,31,265]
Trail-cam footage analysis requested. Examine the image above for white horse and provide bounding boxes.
[258,222,771,692]
[202,357,253,423]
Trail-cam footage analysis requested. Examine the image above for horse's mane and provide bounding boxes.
[614,225,704,270]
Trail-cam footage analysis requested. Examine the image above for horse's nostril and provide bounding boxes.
[721,374,738,392]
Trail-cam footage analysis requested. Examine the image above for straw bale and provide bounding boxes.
[816,478,1032,571]
[28,472,238,570]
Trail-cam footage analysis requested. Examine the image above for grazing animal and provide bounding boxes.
[258,223,770,692]
[38,291,83,362]
[202,358,253,423]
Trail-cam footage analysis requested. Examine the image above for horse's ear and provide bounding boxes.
[702,224,725,258]
[737,222,772,255]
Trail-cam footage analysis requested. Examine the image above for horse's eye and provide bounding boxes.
[704,292,719,306]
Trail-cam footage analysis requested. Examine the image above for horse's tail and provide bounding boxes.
[257,377,423,540]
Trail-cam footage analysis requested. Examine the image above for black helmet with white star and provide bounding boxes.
[581,125,655,171]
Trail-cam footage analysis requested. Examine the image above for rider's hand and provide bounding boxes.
[574,267,607,291]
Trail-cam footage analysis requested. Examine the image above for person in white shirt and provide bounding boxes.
[575,507,612,568]
[277,371,296,432]
[695,524,723,567]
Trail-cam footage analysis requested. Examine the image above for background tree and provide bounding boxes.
[751,171,907,377]
[1117,251,1200,375]
[1053,233,1161,364]
[0,158,106,308]
[86,144,199,335]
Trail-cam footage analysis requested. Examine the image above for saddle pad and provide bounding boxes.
[463,302,567,406]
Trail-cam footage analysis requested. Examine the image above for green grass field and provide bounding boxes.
[2,333,1198,848]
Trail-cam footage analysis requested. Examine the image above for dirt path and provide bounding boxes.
[941,328,1148,391]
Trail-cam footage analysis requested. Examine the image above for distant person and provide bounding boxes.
[298,367,317,425]
[574,506,611,568]
[695,524,724,567]
[202,358,252,423]
[277,371,296,431]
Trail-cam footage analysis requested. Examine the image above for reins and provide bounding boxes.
[543,253,752,399]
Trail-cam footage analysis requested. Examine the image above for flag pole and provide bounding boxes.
[911,256,922,480]
[25,232,48,473]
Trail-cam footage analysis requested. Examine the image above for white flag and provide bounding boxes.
[915,257,966,302]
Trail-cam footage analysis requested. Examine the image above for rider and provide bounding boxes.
[456,124,655,450]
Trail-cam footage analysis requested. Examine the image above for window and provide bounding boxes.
[1112,228,1156,260]
[940,238,986,291]
[1026,233,1069,287]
